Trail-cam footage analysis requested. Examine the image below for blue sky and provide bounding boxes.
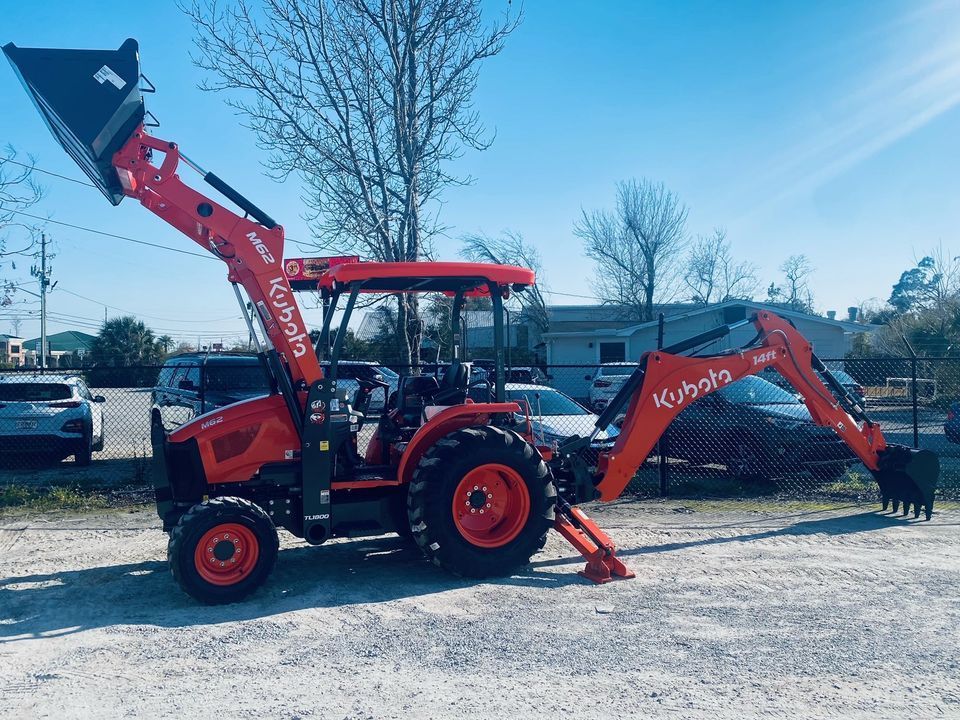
[2,0,960,345]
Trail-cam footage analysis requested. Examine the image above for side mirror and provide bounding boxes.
[178,379,195,391]
[93,395,106,403]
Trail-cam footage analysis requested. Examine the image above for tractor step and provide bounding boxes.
[554,501,635,584]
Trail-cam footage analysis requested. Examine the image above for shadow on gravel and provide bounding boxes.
[529,510,945,571]
[0,534,582,642]
[5,510,951,642]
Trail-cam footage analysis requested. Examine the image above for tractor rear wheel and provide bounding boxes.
[168,497,279,605]
[407,426,555,578]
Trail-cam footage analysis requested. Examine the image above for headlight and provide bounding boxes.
[765,416,804,430]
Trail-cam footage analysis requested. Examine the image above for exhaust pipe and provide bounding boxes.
[874,445,939,520]
[3,39,144,205]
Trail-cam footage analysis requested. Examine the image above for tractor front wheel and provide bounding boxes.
[168,497,279,605]
[407,426,555,578]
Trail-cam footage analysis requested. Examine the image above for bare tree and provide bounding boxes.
[1,146,44,306]
[767,254,815,313]
[684,228,759,305]
[460,231,549,336]
[575,179,688,322]
[781,254,815,311]
[184,0,520,366]
[8,317,22,336]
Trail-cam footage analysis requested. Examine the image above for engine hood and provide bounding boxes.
[529,414,620,442]
[745,402,812,423]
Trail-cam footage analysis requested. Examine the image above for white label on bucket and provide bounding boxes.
[93,65,126,90]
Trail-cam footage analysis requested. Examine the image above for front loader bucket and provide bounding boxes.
[3,39,144,205]
[873,445,939,520]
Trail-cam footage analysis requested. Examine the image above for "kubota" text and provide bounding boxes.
[652,368,734,410]
[268,276,308,357]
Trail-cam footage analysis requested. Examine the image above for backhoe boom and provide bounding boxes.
[582,311,938,519]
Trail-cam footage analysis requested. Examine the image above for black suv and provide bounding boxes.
[151,353,272,432]
[657,376,856,481]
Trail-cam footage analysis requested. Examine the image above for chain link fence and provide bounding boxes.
[1,357,958,507]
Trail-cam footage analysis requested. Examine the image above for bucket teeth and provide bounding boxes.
[873,445,939,522]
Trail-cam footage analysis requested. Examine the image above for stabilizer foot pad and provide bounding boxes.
[554,503,636,585]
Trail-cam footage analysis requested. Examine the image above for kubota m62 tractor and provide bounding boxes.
[5,40,940,604]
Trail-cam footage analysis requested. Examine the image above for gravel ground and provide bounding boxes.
[1,499,958,719]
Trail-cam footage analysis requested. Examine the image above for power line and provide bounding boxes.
[7,209,215,260]
[11,160,610,304]
[543,288,606,302]
[1,307,249,336]
[57,287,240,324]
[2,157,95,187]
[9,159,313,249]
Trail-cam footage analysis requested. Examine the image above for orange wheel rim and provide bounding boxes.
[193,522,260,586]
[452,464,530,548]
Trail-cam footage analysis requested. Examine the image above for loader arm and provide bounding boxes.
[109,126,321,394]
[580,311,938,517]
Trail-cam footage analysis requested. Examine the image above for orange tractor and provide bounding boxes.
[5,40,939,603]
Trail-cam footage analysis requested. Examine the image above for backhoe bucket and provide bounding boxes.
[873,445,939,520]
[3,39,144,205]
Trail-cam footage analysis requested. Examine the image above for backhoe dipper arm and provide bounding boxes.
[111,125,322,392]
[590,311,938,518]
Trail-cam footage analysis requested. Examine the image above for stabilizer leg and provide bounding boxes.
[554,503,635,584]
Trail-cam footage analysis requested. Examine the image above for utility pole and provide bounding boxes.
[30,232,54,370]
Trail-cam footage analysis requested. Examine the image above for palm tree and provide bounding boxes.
[157,335,174,356]
[91,316,162,366]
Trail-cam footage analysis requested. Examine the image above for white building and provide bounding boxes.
[543,301,872,400]
[0,335,26,367]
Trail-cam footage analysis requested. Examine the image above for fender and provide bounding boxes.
[396,402,523,487]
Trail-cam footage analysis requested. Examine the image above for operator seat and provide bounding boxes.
[431,360,469,406]
[395,375,440,427]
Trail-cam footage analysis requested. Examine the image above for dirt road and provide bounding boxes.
[1,500,958,719]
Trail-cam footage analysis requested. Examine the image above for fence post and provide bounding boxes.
[898,332,920,449]
[911,355,920,449]
[657,313,668,497]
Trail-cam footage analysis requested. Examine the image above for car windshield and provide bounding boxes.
[827,369,854,384]
[505,388,589,415]
[205,365,270,392]
[0,382,72,401]
[718,376,800,405]
[377,366,399,380]
[600,365,636,376]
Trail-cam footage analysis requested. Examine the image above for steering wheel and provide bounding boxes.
[354,375,390,419]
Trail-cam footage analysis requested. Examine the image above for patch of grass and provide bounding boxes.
[0,484,111,513]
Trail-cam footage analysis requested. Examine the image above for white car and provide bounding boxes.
[586,362,639,411]
[0,374,106,464]
[503,383,619,454]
